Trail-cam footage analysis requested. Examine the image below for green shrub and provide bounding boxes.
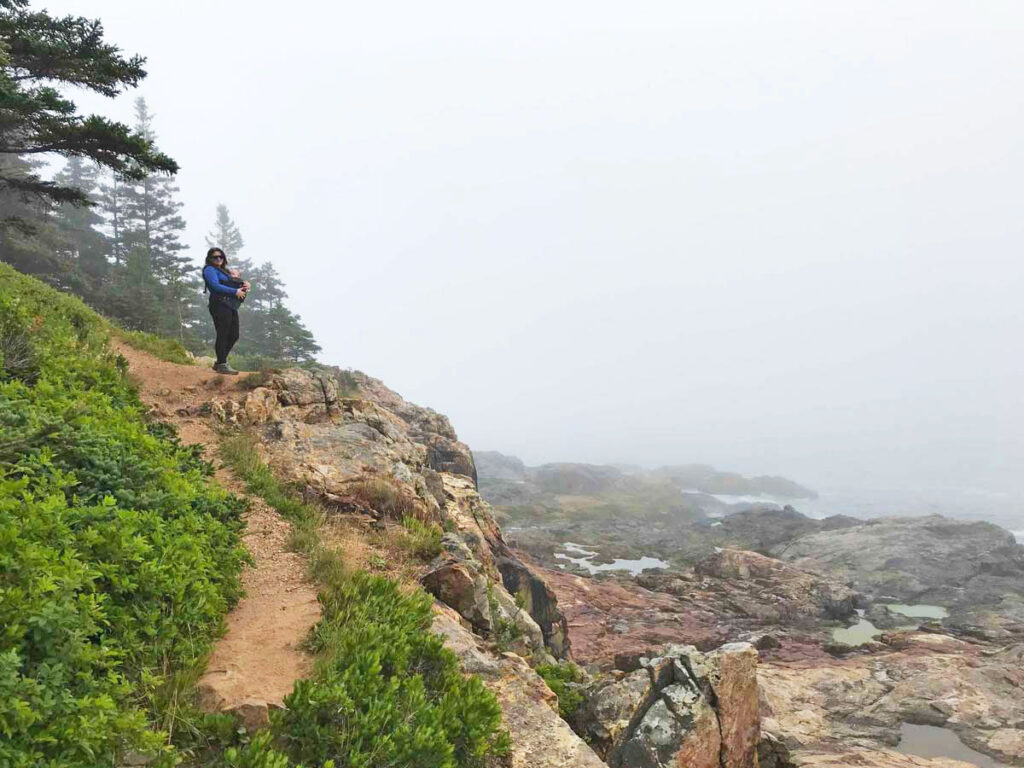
[536,662,586,721]
[0,264,247,767]
[220,431,509,768]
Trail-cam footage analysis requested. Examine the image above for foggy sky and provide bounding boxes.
[47,1,1024,493]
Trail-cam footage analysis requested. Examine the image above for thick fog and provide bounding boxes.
[49,1,1024,495]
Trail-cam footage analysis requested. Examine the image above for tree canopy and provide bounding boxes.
[0,0,176,208]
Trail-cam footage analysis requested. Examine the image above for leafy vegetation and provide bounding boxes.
[0,263,248,766]
[535,662,586,721]
[113,326,194,365]
[219,431,509,768]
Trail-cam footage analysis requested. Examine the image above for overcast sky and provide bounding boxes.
[48,1,1024,493]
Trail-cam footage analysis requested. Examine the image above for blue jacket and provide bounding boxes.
[203,265,243,309]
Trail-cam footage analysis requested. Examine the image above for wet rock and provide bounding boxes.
[823,641,857,657]
[695,549,859,623]
[865,604,903,630]
[760,637,1024,766]
[776,515,1024,635]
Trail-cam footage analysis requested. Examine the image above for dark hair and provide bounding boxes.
[205,247,228,267]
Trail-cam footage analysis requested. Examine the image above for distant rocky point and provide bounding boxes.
[473,451,818,502]
[652,463,819,499]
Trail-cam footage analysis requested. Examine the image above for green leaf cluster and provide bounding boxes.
[535,662,586,721]
[278,572,504,768]
[0,263,247,766]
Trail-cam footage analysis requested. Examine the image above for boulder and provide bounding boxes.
[496,551,571,658]
[270,368,338,407]
[242,387,279,424]
[579,643,761,768]
[709,643,760,768]
[421,552,546,657]
[422,561,491,630]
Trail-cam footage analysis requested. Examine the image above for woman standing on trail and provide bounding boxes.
[203,247,249,375]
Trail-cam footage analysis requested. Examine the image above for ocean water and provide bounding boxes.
[686,486,1024,541]
[554,542,669,575]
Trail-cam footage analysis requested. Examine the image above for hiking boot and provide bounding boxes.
[213,362,239,375]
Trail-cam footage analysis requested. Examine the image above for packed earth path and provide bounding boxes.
[112,343,322,722]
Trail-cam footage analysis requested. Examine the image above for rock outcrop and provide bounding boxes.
[432,606,605,768]
[775,515,1024,639]
[540,548,857,667]
[760,634,1024,766]
[207,367,571,667]
[577,642,760,768]
[692,549,860,622]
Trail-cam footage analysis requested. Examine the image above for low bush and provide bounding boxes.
[0,264,248,767]
[536,662,586,721]
[220,431,509,768]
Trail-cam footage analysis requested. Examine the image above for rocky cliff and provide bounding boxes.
[203,367,600,764]
[198,366,1024,768]
[202,368,772,768]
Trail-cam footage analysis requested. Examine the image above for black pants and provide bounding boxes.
[209,301,239,364]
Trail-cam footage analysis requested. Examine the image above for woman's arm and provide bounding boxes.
[204,266,242,296]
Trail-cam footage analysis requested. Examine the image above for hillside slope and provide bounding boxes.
[1,264,603,767]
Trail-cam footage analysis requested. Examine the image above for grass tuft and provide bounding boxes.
[346,475,423,520]
[113,327,194,365]
[395,516,444,561]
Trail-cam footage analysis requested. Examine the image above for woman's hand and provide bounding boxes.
[242,281,251,290]
[235,288,246,299]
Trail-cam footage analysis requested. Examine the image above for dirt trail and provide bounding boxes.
[113,343,320,712]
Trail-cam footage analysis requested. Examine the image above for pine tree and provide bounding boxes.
[0,0,177,210]
[0,153,71,283]
[120,97,197,341]
[248,261,287,311]
[205,203,252,275]
[206,203,244,254]
[98,169,127,266]
[51,157,110,301]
